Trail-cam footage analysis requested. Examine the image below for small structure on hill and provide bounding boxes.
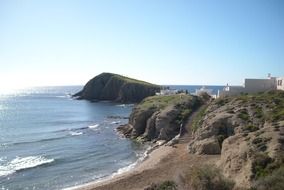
[156,89,178,96]
[194,86,218,99]
[195,86,213,96]
[220,74,284,97]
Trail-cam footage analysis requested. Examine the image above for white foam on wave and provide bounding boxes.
[116,104,134,108]
[116,104,126,107]
[0,156,54,177]
[69,131,83,136]
[111,121,121,124]
[112,146,152,177]
[88,124,99,129]
[55,94,72,99]
[62,146,152,190]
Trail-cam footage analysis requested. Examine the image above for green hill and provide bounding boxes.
[73,73,161,103]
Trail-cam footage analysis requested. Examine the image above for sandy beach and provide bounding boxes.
[67,136,219,190]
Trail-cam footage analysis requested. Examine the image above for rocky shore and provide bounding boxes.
[70,90,284,190]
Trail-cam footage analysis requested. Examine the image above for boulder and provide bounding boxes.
[188,137,221,154]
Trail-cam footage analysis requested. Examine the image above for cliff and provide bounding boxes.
[73,73,161,103]
[117,94,207,142]
[117,90,284,189]
[188,90,284,189]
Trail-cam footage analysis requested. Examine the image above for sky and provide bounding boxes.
[0,0,283,89]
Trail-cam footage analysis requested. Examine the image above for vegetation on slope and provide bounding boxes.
[111,73,158,87]
[74,72,161,103]
[117,94,205,141]
[188,90,284,189]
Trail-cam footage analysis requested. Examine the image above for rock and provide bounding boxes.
[116,124,133,138]
[188,91,284,188]
[117,94,203,142]
[73,73,160,103]
[217,134,252,188]
[142,111,160,140]
[107,115,129,119]
[166,134,180,146]
[188,137,221,154]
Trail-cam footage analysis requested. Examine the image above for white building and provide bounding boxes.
[220,74,283,97]
[277,77,284,91]
[195,86,213,96]
[156,89,178,96]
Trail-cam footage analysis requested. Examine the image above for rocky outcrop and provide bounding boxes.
[73,73,160,103]
[117,94,204,142]
[188,91,284,188]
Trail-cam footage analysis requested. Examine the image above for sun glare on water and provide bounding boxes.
[0,81,32,95]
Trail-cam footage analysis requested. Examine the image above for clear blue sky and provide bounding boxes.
[0,0,283,89]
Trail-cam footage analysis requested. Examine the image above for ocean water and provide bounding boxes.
[0,86,146,190]
[0,85,223,190]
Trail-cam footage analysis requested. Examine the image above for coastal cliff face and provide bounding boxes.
[117,94,204,142]
[188,91,284,189]
[73,73,160,103]
[115,91,284,189]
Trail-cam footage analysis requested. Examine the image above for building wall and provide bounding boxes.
[244,78,277,93]
[219,86,245,97]
[277,77,284,91]
[219,76,283,98]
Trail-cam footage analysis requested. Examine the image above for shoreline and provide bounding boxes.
[64,142,174,190]
[65,140,219,190]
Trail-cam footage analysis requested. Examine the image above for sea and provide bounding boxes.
[0,85,224,190]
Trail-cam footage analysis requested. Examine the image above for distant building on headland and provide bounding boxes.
[220,74,284,97]
[156,86,218,98]
[195,86,217,99]
[156,89,178,96]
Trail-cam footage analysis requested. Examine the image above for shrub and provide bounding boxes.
[251,153,273,179]
[216,99,226,107]
[254,106,263,119]
[252,137,263,145]
[238,109,249,121]
[192,106,208,132]
[252,166,284,190]
[243,125,259,132]
[186,165,234,190]
[175,107,192,125]
[144,181,177,190]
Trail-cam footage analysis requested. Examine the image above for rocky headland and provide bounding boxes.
[72,90,284,190]
[115,90,284,190]
[73,73,161,103]
[117,93,209,142]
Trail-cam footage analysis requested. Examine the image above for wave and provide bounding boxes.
[88,124,99,129]
[0,156,54,177]
[8,136,69,147]
[62,145,152,190]
[55,94,72,99]
[5,124,99,147]
[111,121,121,124]
[111,146,152,177]
[112,162,137,176]
[69,131,83,136]
[116,104,134,107]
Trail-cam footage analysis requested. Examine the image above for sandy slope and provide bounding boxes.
[67,141,219,190]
